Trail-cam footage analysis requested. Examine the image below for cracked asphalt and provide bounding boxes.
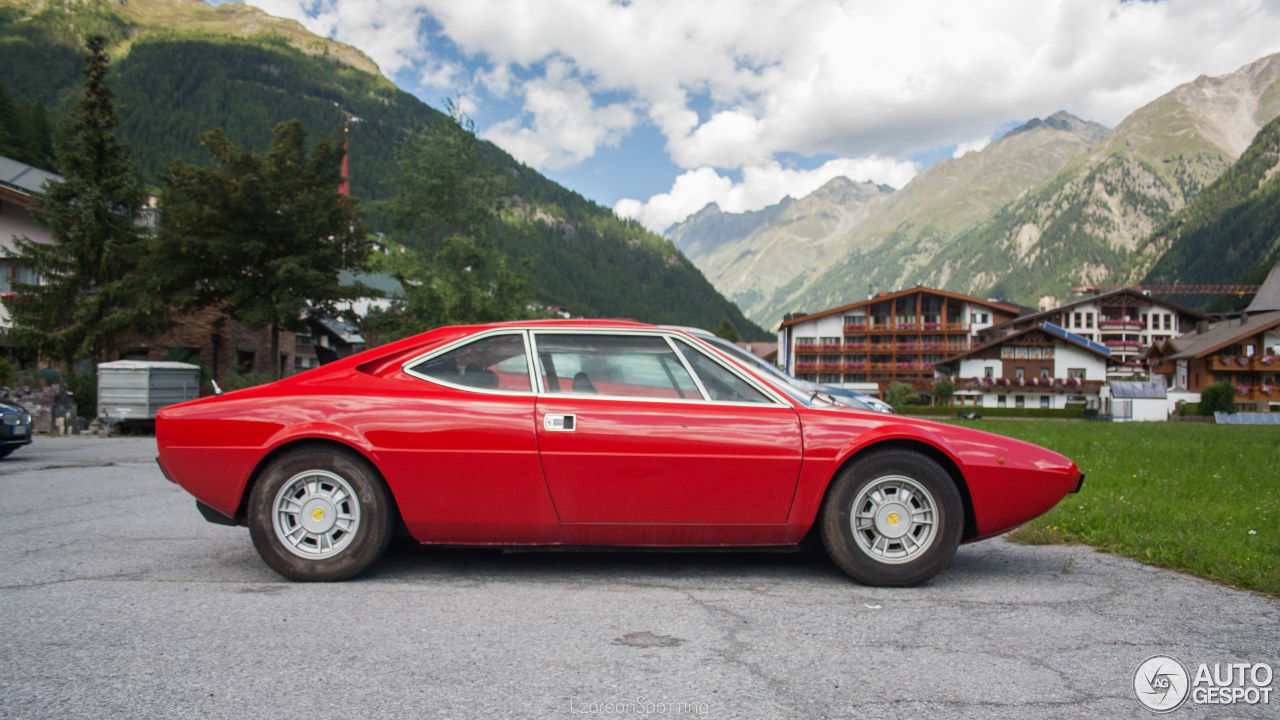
[2,437,1278,719]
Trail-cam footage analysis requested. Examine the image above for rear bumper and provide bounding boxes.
[1070,472,1085,494]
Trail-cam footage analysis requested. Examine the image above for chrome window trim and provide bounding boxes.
[401,328,538,397]
[528,328,791,408]
[662,335,711,401]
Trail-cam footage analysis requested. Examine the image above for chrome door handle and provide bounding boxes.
[543,414,576,431]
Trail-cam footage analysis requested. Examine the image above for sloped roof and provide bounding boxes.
[1109,381,1166,399]
[1164,310,1280,360]
[938,322,1112,366]
[1245,263,1280,313]
[0,156,61,196]
[780,285,1021,328]
[982,287,1204,337]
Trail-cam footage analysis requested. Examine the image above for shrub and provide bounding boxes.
[932,378,955,406]
[885,381,921,406]
[1198,382,1237,415]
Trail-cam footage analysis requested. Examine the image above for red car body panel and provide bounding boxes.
[156,320,1081,548]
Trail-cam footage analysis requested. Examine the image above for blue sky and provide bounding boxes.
[235,0,1280,231]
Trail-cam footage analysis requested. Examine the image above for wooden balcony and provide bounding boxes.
[1099,320,1143,331]
[1236,386,1278,402]
[1211,356,1262,371]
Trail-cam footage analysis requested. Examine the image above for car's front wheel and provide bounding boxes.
[820,449,963,586]
[247,446,394,581]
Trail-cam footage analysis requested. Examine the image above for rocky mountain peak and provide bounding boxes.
[1004,111,1110,145]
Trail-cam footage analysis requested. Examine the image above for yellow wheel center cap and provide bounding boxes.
[887,512,900,526]
[311,507,325,522]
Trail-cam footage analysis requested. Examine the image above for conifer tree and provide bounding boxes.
[156,119,368,379]
[363,110,533,342]
[3,37,158,366]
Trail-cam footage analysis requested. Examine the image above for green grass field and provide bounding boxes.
[942,420,1279,595]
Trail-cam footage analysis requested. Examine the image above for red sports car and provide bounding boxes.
[156,320,1082,585]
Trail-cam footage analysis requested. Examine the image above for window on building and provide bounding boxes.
[1040,368,1050,379]
[1015,395,1025,408]
[984,366,994,378]
[1086,313,1094,329]
[796,336,816,346]
[1073,312,1082,328]
[971,313,977,323]
[1040,396,1050,409]
[1015,367,1025,378]
[1164,315,1172,330]
[1068,368,1085,379]
[235,350,256,375]
[997,395,1006,407]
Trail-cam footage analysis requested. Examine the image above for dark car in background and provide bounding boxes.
[0,401,33,458]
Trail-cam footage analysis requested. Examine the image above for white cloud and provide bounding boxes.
[953,137,993,158]
[615,156,918,233]
[234,0,1280,225]
[481,63,636,170]
[412,0,1280,163]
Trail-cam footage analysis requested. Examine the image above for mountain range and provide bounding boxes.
[670,53,1280,328]
[0,0,769,338]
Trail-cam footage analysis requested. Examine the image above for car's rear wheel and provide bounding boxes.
[247,446,394,582]
[820,449,963,586]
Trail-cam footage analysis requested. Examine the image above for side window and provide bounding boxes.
[672,339,772,404]
[533,334,701,399]
[407,333,531,392]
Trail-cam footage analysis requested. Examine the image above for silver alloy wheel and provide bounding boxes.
[849,474,938,565]
[272,469,361,559]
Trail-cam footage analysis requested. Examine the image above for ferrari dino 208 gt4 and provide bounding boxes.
[156,320,1083,586]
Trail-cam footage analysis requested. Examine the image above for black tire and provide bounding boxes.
[247,446,395,582]
[820,449,964,587]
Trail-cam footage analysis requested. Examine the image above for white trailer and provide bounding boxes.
[97,360,201,421]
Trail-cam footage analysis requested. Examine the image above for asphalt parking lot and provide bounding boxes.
[2,436,1277,719]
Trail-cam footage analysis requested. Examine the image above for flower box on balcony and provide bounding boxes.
[795,343,817,351]
[1235,384,1250,396]
[846,343,866,350]
[844,323,868,331]
[922,322,941,330]
[1261,355,1276,366]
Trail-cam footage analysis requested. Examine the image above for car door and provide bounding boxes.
[376,330,560,543]
[532,331,804,526]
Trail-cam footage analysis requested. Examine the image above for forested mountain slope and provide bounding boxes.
[1136,114,1280,299]
[0,0,767,337]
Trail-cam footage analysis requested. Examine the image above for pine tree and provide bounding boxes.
[3,37,159,366]
[714,317,740,343]
[363,109,533,342]
[155,119,368,379]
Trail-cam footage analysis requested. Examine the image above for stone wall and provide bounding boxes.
[5,384,80,435]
